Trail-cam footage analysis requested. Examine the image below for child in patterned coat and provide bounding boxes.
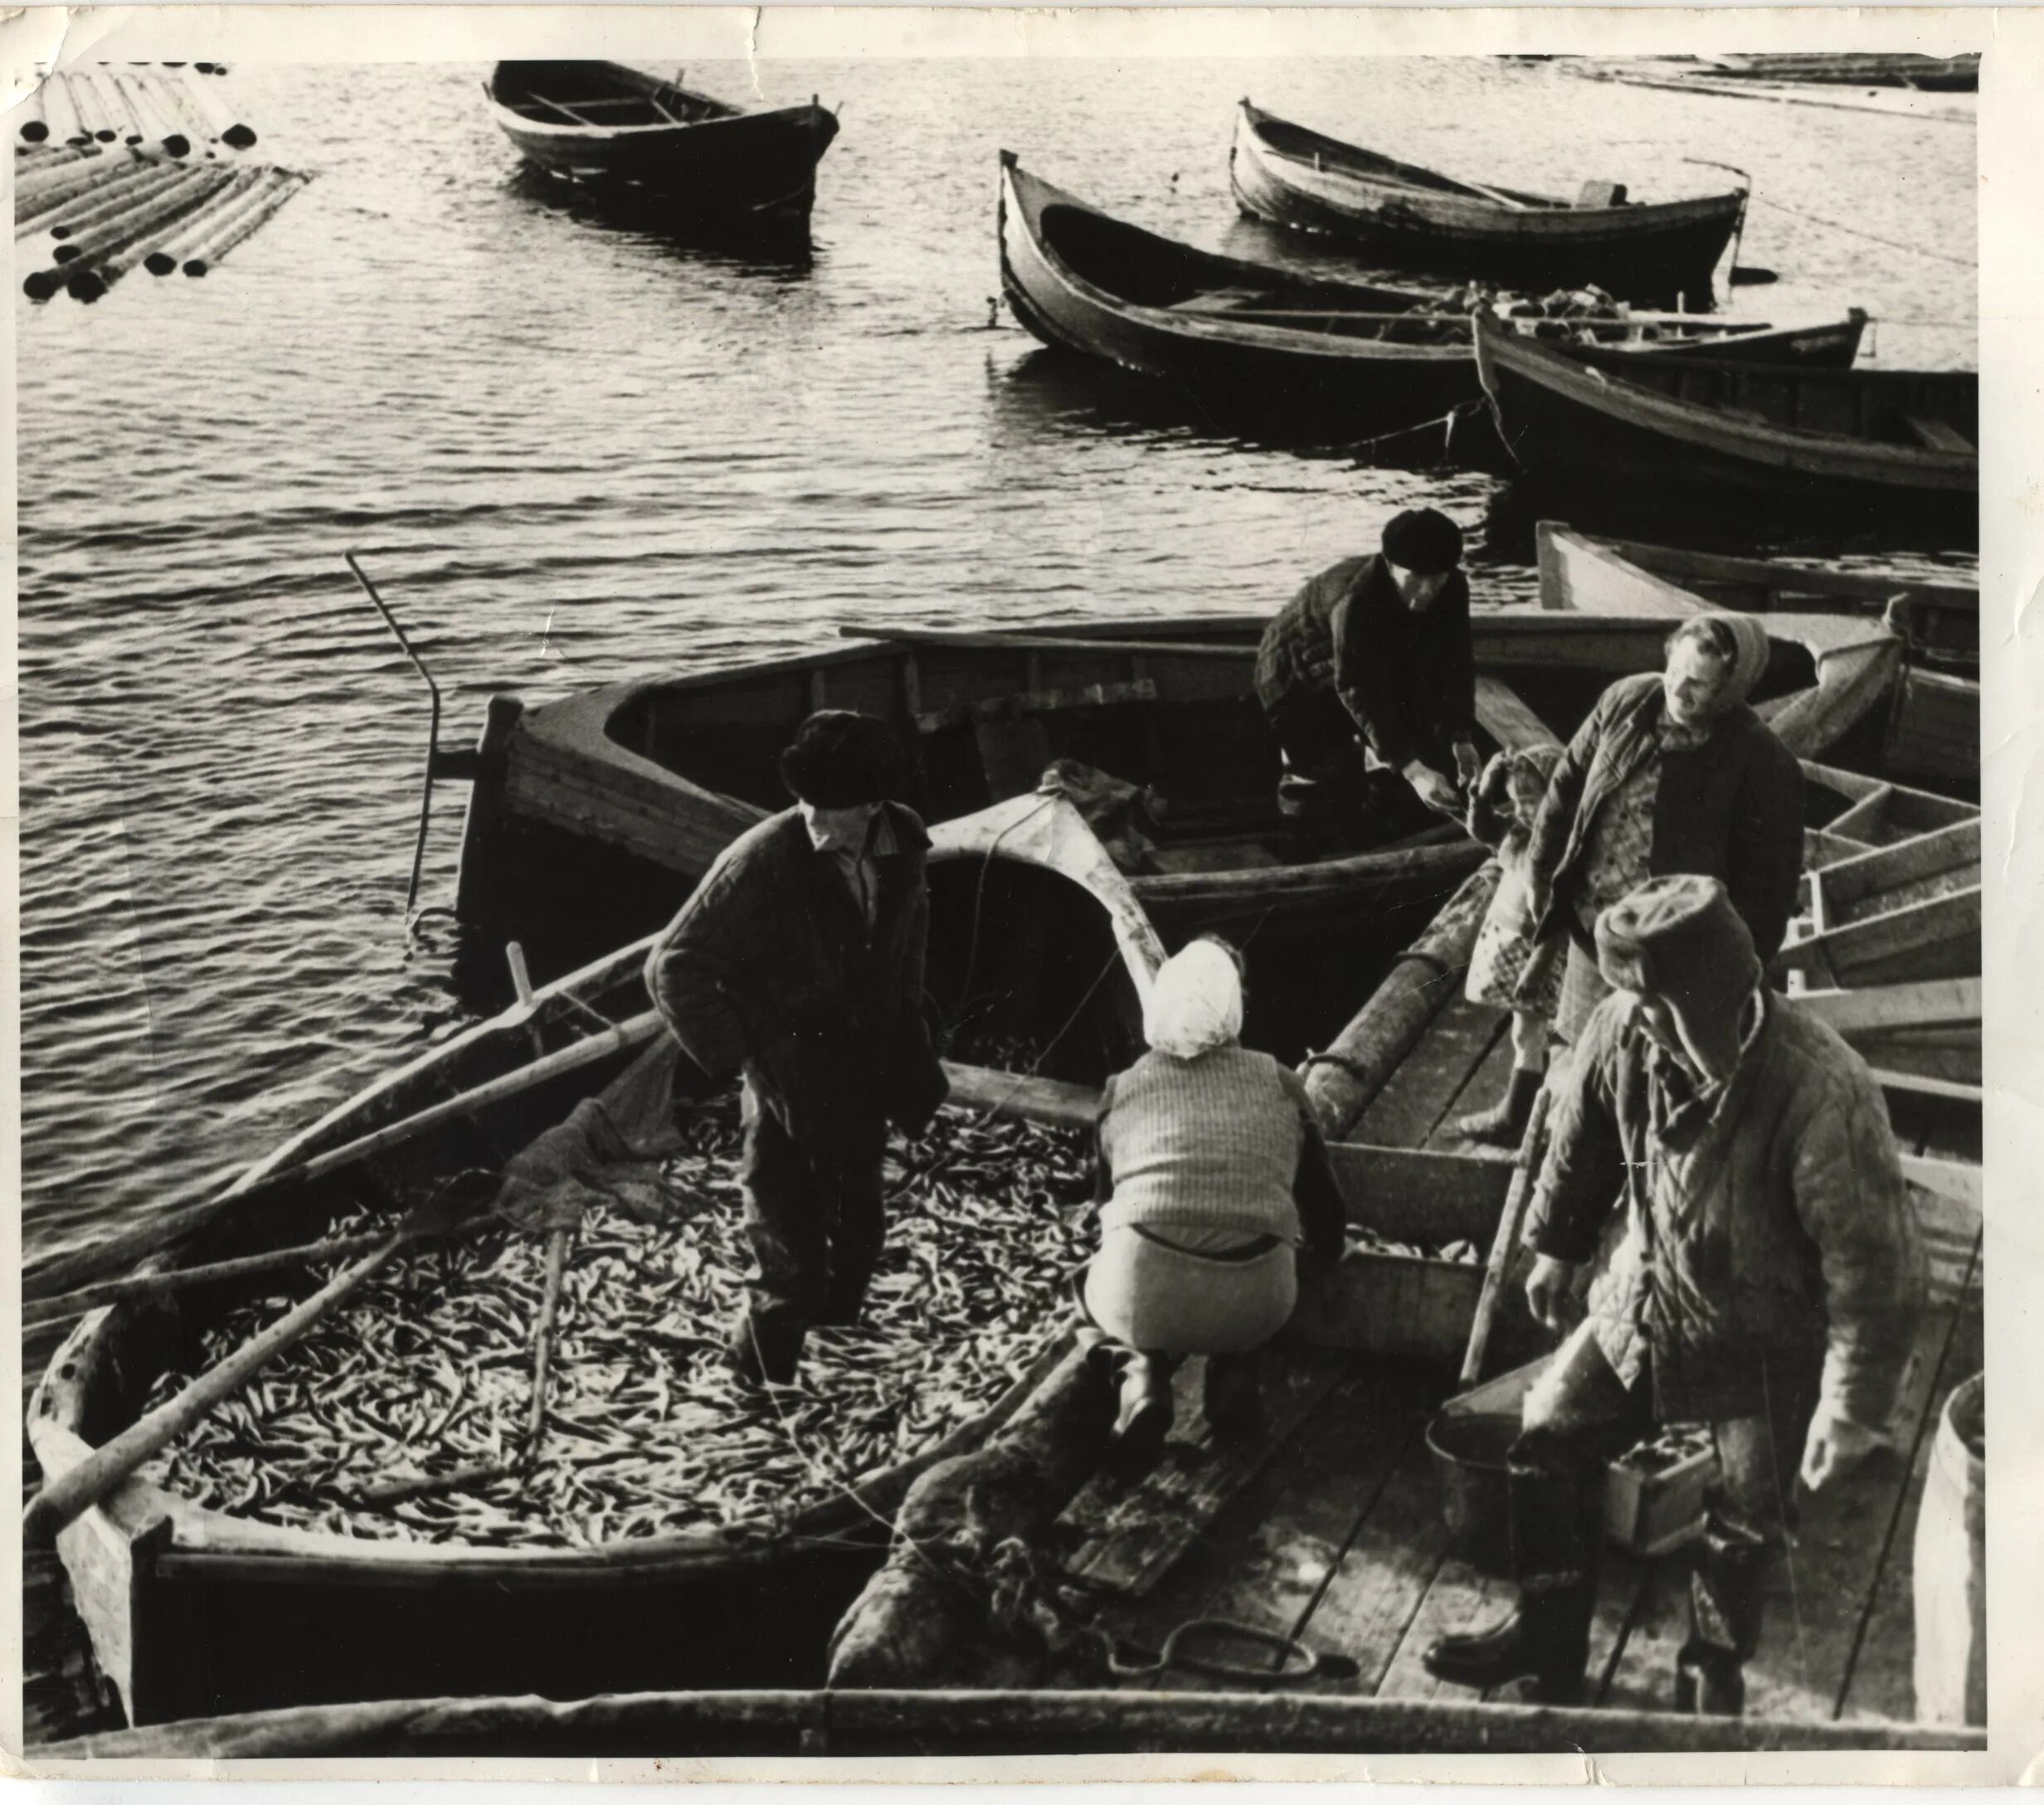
[1451,744,1565,1145]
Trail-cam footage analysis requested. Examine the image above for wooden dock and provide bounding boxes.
[1078,985,1982,1732]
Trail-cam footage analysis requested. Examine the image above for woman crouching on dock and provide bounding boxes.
[1080,937,1346,1473]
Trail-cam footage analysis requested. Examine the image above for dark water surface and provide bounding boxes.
[19,58,1975,1287]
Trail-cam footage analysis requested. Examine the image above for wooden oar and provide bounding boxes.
[1458,1083,1555,1388]
[24,1178,496,1545]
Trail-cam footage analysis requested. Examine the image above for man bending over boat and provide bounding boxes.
[1253,506,1481,835]
[646,709,948,1388]
[1424,874,1925,1715]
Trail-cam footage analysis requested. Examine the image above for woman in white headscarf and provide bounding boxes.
[1082,937,1346,1472]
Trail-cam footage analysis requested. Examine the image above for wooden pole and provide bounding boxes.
[22,1232,392,1328]
[175,62,257,149]
[38,161,193,250]
[1300,859,1501,1137]
[45,72,94,146]
[1459,1082,1554,1387]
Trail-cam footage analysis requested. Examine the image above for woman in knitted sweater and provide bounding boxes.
[1083,937,1346,1471]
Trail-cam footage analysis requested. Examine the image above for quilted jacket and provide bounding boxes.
[1525,989,1926,1428]
[645,803,948,1153]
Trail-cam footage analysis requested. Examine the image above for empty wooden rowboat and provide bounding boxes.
[484,61,838,227]
[1229,100,1750,306]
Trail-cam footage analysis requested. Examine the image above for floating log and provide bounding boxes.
[27,163,225,299]
[94,66,149,144]
[39,166,236,301]
[43,72,92,146]
[17,76,49,140]
[38,159,192,250]
[141,167,265,273]
[113,71,190,157]
[12,142,101,184]
[64,69,123,143]
[1300,859,1502,1138]
[176,63,257,149]
[15,145,143,217]
[181,169,306,275]
[828,1338,1114,1689]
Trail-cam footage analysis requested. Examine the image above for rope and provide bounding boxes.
[1745,192,1975,268]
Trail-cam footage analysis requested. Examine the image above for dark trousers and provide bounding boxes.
[1511,1324,1819,1667]
[1263,686,1437,838]
[738,1079,891,1336]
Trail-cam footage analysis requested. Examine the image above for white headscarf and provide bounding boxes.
[1141,940,1244,1060]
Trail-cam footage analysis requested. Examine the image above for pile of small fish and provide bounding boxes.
[1612,1423,1716,1477]
[1346,1225,1483,1264]
[136,1096,1096,1550]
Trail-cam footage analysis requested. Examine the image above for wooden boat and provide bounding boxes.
[1707,51,1980,92]
[998,154,1865,429]
[441,604,1934,1020]
[1474,310,1978,538]
[1537,523,1978,791]
[1229,101,1750,306]
[23,795,1170,1728]
[484,62,838,226]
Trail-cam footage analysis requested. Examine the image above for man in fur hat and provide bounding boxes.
[1424,874,1926,1715]
[646,709,949,1386]
[1253,506,1482,831]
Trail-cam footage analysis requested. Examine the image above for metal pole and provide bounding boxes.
[343,552,441,918]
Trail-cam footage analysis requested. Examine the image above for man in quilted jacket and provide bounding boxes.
[1424,874,1926,1715]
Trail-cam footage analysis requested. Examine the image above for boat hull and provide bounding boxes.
[1476,314,1978,539]
[1229,103,1746,306]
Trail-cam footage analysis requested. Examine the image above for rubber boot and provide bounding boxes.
[1452,1066,1545,1148]
[1203,1353,1265,1444]
[1675,1521,1773,1716]
[1107,1351,1175,1479]
[726,1310,805,1388]
[1424,1456,1600,1702]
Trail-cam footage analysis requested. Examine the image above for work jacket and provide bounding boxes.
[645,803,948,1152]
[1525,671,1804,963]
[1526,990,1926,1427]
[1253,553,1476,775]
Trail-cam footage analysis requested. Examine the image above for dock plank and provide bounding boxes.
[1292,1428,1453,1694]
[1355,996,1509,1151]
[1839,1249,1983,1724]
[1376,1553,1515,1701]
[1096,1362,1438,1688]
[1061,1347,1352,1597]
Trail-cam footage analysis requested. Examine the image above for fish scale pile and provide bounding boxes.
[137,1095,1097,1550]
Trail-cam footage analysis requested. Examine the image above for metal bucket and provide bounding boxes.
[1425,1405,1526,1579]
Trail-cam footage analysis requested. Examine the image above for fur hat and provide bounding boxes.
[1380,508,1465,577]
[780,710,898,809]
[1594,874,1761,1082]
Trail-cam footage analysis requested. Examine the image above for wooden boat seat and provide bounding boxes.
[1902,413,1975,455]
[1576,180,1629,207]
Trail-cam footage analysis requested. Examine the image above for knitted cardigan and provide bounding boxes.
[1095,1046,1345,1258]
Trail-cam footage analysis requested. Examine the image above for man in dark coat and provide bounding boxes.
[1424,875,1925,1715]
[645,710,949,1386]
[1253,507,1481,830]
